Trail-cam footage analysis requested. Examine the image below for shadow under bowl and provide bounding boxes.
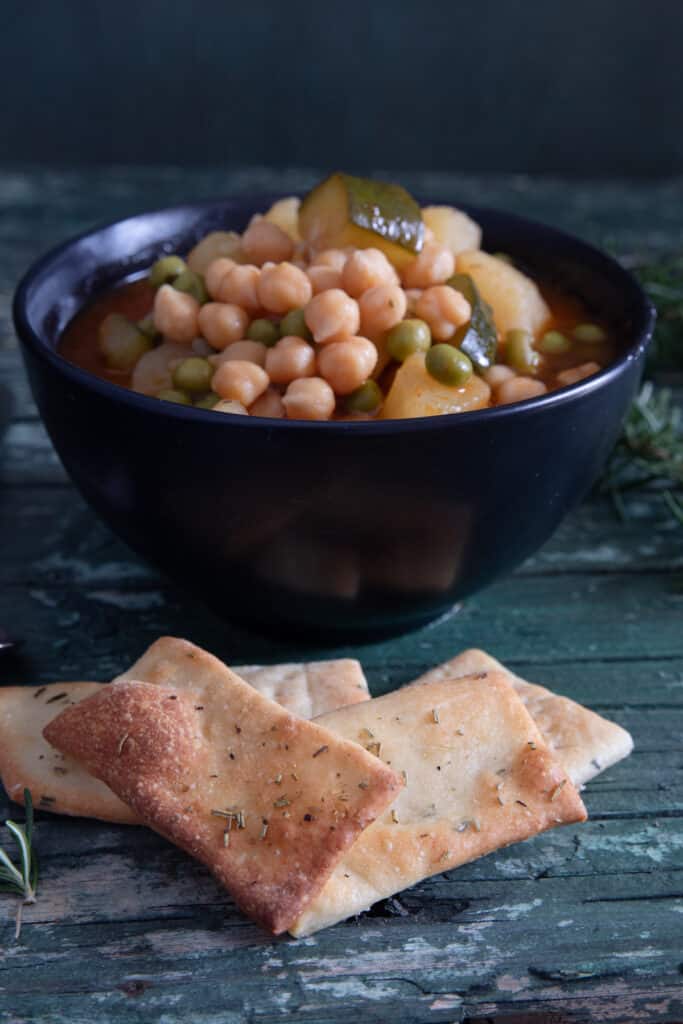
[13,197,655,639]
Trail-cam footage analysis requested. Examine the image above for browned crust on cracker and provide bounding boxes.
[0,643,371,823]
[0,681,139,822]
[44,677,401,934]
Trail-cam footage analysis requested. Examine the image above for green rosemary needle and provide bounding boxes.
[599,382,683,525]
[0,790,39,939]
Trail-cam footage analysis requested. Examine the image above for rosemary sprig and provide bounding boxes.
[599,382,683,524]
[634,255,683,372]
[0,790,39,939]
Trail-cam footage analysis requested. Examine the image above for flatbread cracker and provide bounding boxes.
[0,681,130,820]
[115,640,370,719]
[44,670,401,934]
[233,660,369,719]
[0,642,370,822]
[410,649,633,786]
[291,671,586,936]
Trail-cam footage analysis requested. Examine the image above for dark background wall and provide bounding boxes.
[2,0,682,177]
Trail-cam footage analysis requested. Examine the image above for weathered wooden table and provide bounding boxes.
[1,169,682,1023]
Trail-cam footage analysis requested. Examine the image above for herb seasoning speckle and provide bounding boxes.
[550,780,567,801]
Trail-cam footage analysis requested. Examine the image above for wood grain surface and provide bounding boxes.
[0,169,681,1023]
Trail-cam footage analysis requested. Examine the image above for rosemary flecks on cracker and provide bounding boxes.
[550,779,567,801]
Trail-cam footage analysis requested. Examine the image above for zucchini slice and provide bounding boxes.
[299,172,424,269]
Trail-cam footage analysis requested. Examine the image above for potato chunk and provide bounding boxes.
[456,250,550,337]
[381,352,490,419]
[422,206,482,254]
[186,232,242,275]
[264,197,301,241]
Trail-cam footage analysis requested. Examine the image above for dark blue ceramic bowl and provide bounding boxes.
[13,197,655,638]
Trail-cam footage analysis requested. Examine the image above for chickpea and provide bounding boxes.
[401,241,455,289]
[359,283,407,336]
[307,264,343,294]
[341,248,398,297]
[265,336,316,384]
[209,340,268,369]
[198,302,249,350]
[153,284,200,344]
[312,248,348,272]
[249,387,285,419]
[215,264,262,313]
[212,360,269,406]
[205,257,237,299]
[496,377,547,405]
[415,285,471,342]
[304,289,360,344]
[257,261,313,314]
[282,377,336,420]
[556,361,601,387]
[317,336,378,395]
[482,364,516,390]
[242,218,294,266]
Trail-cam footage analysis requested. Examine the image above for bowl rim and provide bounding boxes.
[13,194,657,436]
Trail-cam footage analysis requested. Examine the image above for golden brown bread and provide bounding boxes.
[43,671,401,934]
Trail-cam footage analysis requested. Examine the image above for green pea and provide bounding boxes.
[98,313,153,371]
[539,330,571,355]
[504,328,540,374]
[386,319,432,362]
[172,268,208,304]
[157,388,191,405]
[573,322,607,344]
[279,307,313,342]
[425,345,473,387]
[346,380,383,414]
[172,357,213,393]
[247,318,280,346]
[194,392,220,409]
[137,315,159,340]
[149,255,186,288]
